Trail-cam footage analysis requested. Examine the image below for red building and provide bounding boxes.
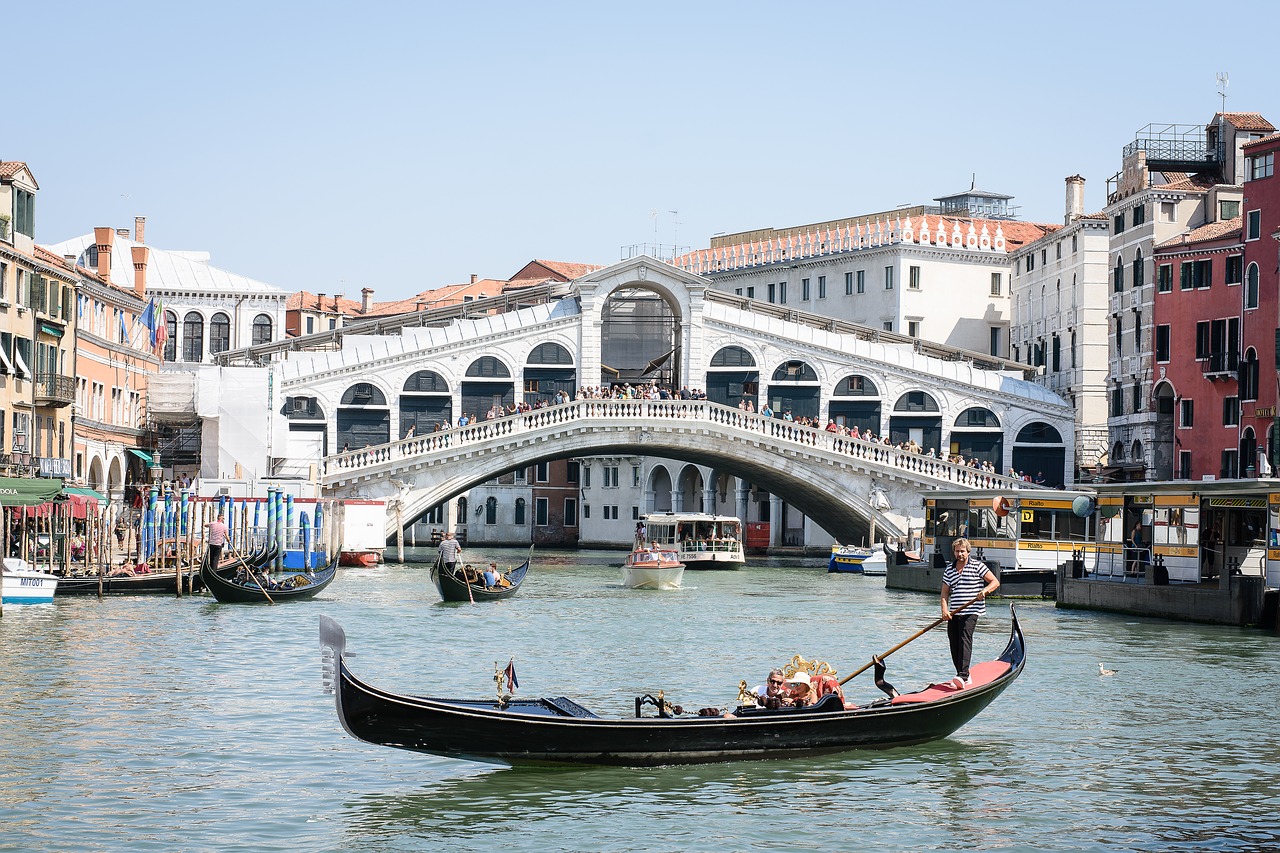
[1241,132,1280,469]
[1152,218,1252,479]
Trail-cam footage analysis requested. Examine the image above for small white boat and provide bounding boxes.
[860,549,888,576]
[2,557,59,604]
[621,547,685,590]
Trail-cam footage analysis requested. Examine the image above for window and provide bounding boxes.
[1226,255,1242,285]
[305,317,314,334]
[1056,241,1062,259]
[182,312,204,362]
[1051,335,1060,372]
[163,311,177,362]
[1026,254,1035,272]
[882,321,893,332]
[566,460,579,484]
[844,272,853,295]
[536,462,549,482]
[1220,200,1240,220]
[582,466,591,488]
[856,270,865,294]
[514,498,526,525]
[884,267,894,290]
[535,497,548,526]
[1248,152,1274,180]
[990,327,1001,357]
[1071,234,1078,253]
[908,321,920,338]
[1224,396,1239,427]
[604,466,619,488]
[632,506,640,520]
[817,275,826,299]
[1157,264,1172,293]
[801,278,810,301]
[1180,260,1211,290]
[1246,210,1261,241]
[1132,203,1146,226]
[1195,321,1210,359]
[1155,325,1170,362]
[1160,201,1176,222]
[485,497,497,524]
[252,314,272,345]
[582,504,590,519]
[1246,263,1260,309]
[908,266,921,290]
[1113,212,1125,233]
[632,465,641,487]
[14,189,35,238]
[746,286,754,298]
[767,283,776,303]
[0,261,6,300]
[1132,250,1144,287]
[1180,399,1194,428]
[563,498,578,527]
[1111,387,1123,418]
[1113,256,1124,292]
[209,312,231,354]
[1115,317,1123,355]
[1133,383,1143,415]
[778,282,786,304]
[1221,449,1239,480]
[990,272,1002,296]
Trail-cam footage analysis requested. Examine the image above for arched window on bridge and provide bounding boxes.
[252,313,273,345]
[463,357,514,420]
[486,496,498,525]
[337,382,390,450]
[525,342,576,406]
[401,370,452,436]
[209,312,231,355]
[949,407,1003,468]
[283,396,327,457]
[1012,422,1066,487]
[767,360,820,422]
[829,374,881,435]
[707,346,759,409]
[889,391,942,455]
[182,312,204,363]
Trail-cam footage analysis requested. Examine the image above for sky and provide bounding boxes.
[7,1,1278,301]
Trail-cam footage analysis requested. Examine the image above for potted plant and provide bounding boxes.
[0,213,10,239]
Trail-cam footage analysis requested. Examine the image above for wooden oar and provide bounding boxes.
[839,590,987,686]
[227,544,275,605]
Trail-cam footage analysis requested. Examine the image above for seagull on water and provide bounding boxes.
[1098,663,1118,676]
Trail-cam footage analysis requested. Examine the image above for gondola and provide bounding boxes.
[55,567,203,595]
[201,551,339,603]
[429,548,531,602]
[318,606,1026,767]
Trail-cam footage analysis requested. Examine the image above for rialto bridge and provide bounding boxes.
[245,257,1072,543]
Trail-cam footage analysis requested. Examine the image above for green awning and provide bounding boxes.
[66,486,106,501]
[128,448,154,464]
[0,476,64,507]
[40,323,64,338]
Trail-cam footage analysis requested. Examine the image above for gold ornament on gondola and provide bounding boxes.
[782,655,837,679]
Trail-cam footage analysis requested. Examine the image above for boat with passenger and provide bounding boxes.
[430,548,532,602]
[621,546,685,590]
[643,513,745,571]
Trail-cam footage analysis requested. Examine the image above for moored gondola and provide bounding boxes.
[202,550,339,603]
[318,606,1026,767]
[55,567,203,595]
[429,548,531,602]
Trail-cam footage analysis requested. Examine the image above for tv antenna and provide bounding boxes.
[649,208,658,235]
[669,210,681,249]
[1216,72,1229,113]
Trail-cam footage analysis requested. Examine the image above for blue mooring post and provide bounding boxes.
[301,514,312,572]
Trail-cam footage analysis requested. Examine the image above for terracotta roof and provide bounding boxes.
[1155,216,1242,249]
[510,259,605,282]
[0,161,38,188]
[1152,172,1217,192]
[287,279,511,318]
[1242,132,1280,150]
[1212,112,1275,132]
[996,219,1063,248]
[286,291,363,313]
[1078,212,1109,220]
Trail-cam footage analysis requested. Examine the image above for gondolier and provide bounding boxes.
[940,537,1000,690]
[205,512,229,569]
[438,532,462,573]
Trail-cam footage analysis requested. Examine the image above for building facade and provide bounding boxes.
[1009,176,1113,479]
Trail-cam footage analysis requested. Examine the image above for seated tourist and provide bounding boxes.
[109,559,137,578]
[785,671,816,707]
[754,668,791,708]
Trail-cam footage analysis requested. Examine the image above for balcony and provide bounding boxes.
[33,372,76,407]
[1203,351,1239,381]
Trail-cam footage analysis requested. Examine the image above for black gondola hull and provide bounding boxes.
[55,569,203,595]
[429,551,530,602]
[202,554,339,603]
[320,607,1026,766]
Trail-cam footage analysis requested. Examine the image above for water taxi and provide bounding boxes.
[2,558,59,604]
[621,547,685,590]
[642,513,745,571]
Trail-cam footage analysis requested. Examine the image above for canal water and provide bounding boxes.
[2,548,1278,852]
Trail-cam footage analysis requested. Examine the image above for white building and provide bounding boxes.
[1009,176,1112,478]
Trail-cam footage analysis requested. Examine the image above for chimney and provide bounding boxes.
[134,216,146,244]
[333,293,343,311]
[470,273,478,284]
[93,227,114,283]
[1065,175,1086,224]
[361,287,374,314]
[116,227,131,239]
[130,246,149,298]
[316,292,325,311]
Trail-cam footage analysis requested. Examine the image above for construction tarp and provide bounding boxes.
[0,477,63,507]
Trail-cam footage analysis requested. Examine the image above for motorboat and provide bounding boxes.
[621,547,685,590]
[2,557,59,604]
[829,544,881,573]
[643,513,745,570]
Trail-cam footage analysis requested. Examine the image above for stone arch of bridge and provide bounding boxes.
[365,426,899,545]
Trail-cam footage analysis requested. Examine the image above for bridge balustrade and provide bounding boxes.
[322,399,1024,491]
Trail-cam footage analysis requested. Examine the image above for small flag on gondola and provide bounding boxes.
[503,659,518,693]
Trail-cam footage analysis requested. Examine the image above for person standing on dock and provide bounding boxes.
[940,537,999,689]
[438,531,462,574]
[205,512,229,569]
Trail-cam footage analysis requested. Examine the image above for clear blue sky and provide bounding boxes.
[9,1,1277,301]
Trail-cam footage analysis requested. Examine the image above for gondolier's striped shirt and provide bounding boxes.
[943,559,991,617]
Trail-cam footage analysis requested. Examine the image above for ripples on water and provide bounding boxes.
[1,548,1278,852]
